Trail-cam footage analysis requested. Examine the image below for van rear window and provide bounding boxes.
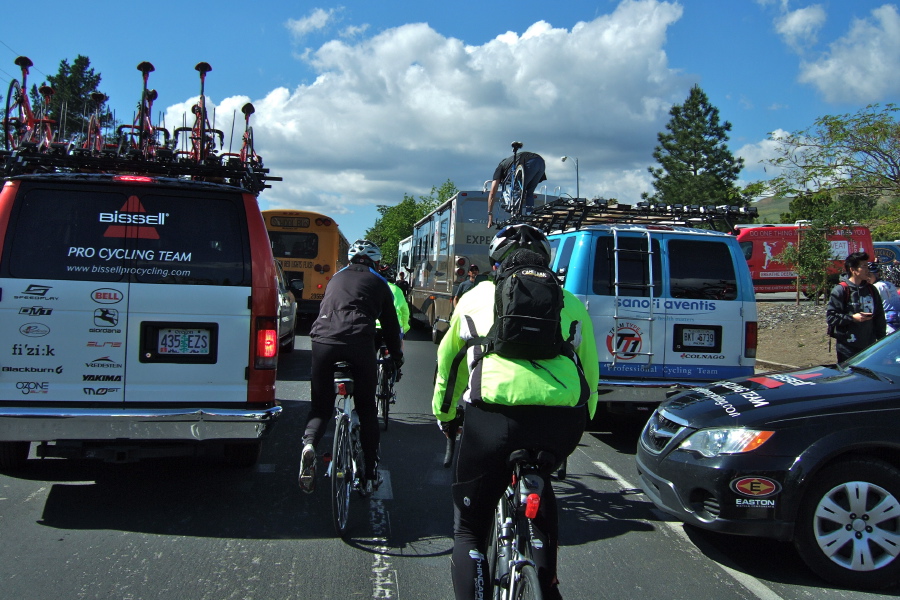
[669,239,737,300]
[592,236,662,297]
[2,185,250,286]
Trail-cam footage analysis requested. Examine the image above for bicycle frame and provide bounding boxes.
[3,56,56,151]
[174,62,225,163]
[330,361,364,536]
[118,62,171,159]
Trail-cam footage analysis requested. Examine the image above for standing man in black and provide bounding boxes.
[486,146,546,227]
[299,240,403,495]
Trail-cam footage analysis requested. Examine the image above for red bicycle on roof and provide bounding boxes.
[3,56,56,152]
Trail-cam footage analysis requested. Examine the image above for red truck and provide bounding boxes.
[735,224,873,293]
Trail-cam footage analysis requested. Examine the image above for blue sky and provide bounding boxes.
[1,0,898,242]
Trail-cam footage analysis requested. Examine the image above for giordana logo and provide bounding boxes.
[101,196,166,240]
[91,289,123,304]
[14,285,59,301]
[19,323,50,337]
[85,356,123,369]
[680,353,725,360]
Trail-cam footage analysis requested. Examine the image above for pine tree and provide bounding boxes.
[44,55,110,142]
[645,85,744,207]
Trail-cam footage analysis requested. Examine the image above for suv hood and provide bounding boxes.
[660,365,898,429]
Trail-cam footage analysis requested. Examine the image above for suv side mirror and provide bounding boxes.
[289,279,303,294]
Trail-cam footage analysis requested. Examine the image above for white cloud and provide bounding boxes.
[775,4,826,51]
[798,4,900,103]
[286,8,339,39]
[735,129,789,174]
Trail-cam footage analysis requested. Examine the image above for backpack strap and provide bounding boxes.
[440,315,484,414]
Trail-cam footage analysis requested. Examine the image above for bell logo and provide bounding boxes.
[101,196,165,239]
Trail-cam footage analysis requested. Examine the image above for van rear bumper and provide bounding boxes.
[0,406,282,442]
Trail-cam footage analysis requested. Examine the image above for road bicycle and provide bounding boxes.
[78,91,108,155]
[500,141,527,224]
[375,344,399,431]
[3,56,56,151]
[173,62,225,163]
[328,361,373,537]
[117,62,171,159]
[444,414,561,600]
[222,102,261,168]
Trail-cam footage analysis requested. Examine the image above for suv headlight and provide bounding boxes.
[678,429,774,458]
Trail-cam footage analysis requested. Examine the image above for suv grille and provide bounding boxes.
[641,409,686,454]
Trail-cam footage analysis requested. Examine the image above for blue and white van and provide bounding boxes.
[547,222,757,415]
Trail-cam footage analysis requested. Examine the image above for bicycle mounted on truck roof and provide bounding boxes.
[0,58,281,195]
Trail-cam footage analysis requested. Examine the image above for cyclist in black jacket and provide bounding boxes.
[299,240,404,494]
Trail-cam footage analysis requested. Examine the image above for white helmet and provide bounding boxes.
[348,239,382,263]
[489,224,550,263]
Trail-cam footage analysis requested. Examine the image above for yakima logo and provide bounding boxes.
[85,356,123,368]
[82,374,122,382]
[91,289,123,304]
[101,196,167,239]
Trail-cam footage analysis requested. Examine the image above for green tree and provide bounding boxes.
[779,191,877,224]
[644,85,745,208]
[43,55,110,142]
[764,104,900,200]
[366,180,456,265]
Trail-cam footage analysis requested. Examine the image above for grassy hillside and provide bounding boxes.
[751,196,793,224]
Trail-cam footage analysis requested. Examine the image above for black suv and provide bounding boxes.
[636,334,900,590]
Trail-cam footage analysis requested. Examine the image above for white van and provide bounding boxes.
[0,154,283,468]
[538,199,758,416]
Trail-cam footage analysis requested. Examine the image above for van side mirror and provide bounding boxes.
[289,279,303,294]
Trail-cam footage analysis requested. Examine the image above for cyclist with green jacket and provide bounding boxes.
[432,224,599,600]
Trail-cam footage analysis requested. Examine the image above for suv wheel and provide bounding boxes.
[794,458,900,589]
[0,441,30,470]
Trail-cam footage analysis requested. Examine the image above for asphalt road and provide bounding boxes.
[0,323,895,599]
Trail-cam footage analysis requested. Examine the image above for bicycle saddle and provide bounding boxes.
[15,56,33,69]
[195,62,212,75]
[91,92,107,103]
[507,449,557,472]
[137,61,155,74]
[39,85,54,97]
[511,141,523,151]
[241,103,256,117]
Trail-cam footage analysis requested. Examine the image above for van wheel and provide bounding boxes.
[794,458,900,589]
[0,441,30,470]
[223,441,262,467]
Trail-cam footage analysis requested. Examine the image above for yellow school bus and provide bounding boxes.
[261,210,350,317]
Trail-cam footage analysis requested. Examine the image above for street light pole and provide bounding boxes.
[561,156,579,199]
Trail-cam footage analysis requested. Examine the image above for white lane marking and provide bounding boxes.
[592,460,784,600]
[368,472,398,599]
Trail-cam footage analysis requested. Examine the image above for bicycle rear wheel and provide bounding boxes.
[331,413,353,537]
[376,361,391,431]
[511,563,542,600]
[4,79,24,150]
[511,164,526,218]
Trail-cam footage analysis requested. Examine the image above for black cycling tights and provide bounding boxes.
[304,340,379,477]
[450,401,585,600]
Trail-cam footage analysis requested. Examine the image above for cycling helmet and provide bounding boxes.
[379,264,396,282]
[489,223,551,263]
[348,239,382,264]
[868,261,881,274]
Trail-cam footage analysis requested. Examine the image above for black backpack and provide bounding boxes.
[488,264,565,360]
[439,265,589,413]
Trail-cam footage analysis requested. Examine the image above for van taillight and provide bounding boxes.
[256,317,278,369]
[745,321,758,358]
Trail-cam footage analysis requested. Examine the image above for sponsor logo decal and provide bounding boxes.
[94,308,119,327]
[16,381,49,395]
[82,374,122,382]
[91,288,123,304]
[3,365,63,374]
[19,323,50,337]
[13,285,59,301]
[87,341,122,348]
[101,196,166,239]
[748,372,821,389]
[11,343,55,356]
[83,387,120,395]
[735,498,776,508]
[730,476,781,498]
[18,306,53,316]
[680,353,725,360]
[85,356,123,369]
[606,323,643,360]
